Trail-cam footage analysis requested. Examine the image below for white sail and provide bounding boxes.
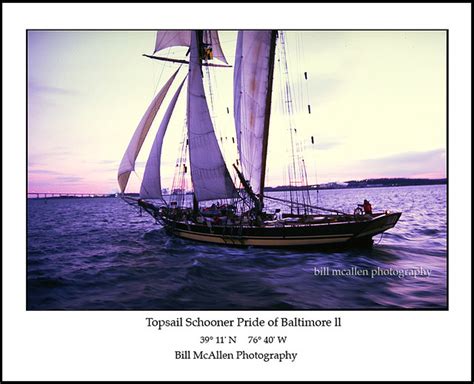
[154,30,228,64]
[140,76,187,199]
[205,30,228,64]
[233,31,276,196]
[117,68,179,193]
[187,31,236,202]
[154,30,191,53]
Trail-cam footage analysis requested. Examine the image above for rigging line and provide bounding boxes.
[292,33,313,210]
[170,118,188,207]
[287,165,294,214]
[204,60,228,161]
[179,136,189,207]
[292,32,302,115]
[261,194,347,215]
[312,136,319,205]
[126,169,144,200]
[274,52,290,208]
[236,53,254,185]
[120,195,143,215]
[295,33,303,112]
[279,32,300,213]
[152,48,172,97]
[277,43,293,214]
[295,154,306,212]
[296,33,316,203]
[296,33,305,115]
[301,158,312,213]
[298,32,306,115]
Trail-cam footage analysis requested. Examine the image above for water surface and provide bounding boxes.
[27,185,447,309]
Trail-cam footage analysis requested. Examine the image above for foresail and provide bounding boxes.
[117,68,179,193]
[187,31,237,202]
[233,31,276,196]
[140,76,187,199]
[154,30,228,64]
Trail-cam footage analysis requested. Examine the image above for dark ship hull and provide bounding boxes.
[159,211,401,247]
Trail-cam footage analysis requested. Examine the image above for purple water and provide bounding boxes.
[27,185,447,309]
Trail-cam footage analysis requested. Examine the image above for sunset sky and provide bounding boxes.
[27,30,447,194]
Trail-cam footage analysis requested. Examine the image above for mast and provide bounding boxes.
[258,30,278,205]
[193,30,203,208]
[193,30,204,208]
[232,164,262,212]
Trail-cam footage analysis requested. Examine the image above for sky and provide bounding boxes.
[27,30,447,194]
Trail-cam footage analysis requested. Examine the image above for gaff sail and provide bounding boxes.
[186,31,237,202]
[117,68,180,193]
[233,31,277,197]
[140,76,187,199]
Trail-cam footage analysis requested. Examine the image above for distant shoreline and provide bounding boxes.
[27,178,446,198]
[264,179,447,192]
[264,178,447,192]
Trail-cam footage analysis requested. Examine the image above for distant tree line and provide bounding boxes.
[264,178,447,192]
[344,178,447,188]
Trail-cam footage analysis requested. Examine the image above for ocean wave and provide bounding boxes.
[26,186,447,309]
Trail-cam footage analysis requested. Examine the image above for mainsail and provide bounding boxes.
[154,30,228,64]
[186,31,237,201]
[117,68,180,193]
[233,31,277,197]
[140,76,187,199]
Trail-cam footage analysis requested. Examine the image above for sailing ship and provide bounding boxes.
[118,30,401,247]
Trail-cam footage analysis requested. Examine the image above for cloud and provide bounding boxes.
[363,148,446,164]
[55,176,84,183]
[28,150,72,167]
[359,148,446,177]
[28,80,77,96]
[29,169,61,175]
[316,141,341,150]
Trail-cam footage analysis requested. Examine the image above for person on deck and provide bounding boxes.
[274,209,283,221]
[359,199,373,215]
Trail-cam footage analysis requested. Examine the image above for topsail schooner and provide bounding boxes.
[118,30,401,247]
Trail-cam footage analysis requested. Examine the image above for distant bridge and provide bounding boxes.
[27,192,115,199]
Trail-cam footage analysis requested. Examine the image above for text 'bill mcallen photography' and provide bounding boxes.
[313,266,432,279]
[176,350,297,363]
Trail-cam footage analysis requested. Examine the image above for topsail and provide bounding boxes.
[154,30,228,64]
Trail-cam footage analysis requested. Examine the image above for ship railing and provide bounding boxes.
[260,194,348,216]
